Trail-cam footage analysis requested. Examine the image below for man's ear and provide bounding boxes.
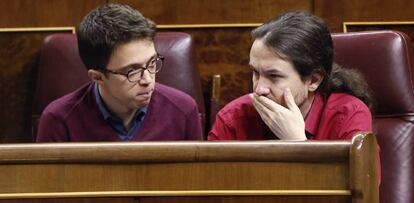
[308,71,324,92]
[88,69,105,85]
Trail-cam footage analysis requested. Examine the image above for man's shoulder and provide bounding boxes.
[153,83,198,113]
[42,83,93,119]
[326,93,369,112]
[323,93,371,121]
[218,94,257,118]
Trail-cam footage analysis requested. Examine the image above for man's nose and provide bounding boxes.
[254,79,270,96]
[138,69,152,85]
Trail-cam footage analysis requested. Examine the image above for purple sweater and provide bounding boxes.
[36,82,203,142]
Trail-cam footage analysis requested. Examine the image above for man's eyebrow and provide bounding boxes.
[263,68,282,74]
[248,64,282,74]
[118,54,157,72]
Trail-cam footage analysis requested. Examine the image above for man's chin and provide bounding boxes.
[134,96,151,108]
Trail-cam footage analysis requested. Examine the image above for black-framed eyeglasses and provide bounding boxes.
[102,54,164,83]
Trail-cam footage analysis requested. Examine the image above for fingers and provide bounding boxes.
[251,94,269,115]
[283,88,298,111]
[251,95,274,128]
[251,88,300,114]
[253,94,283,112]
[252,95,274,119]
[250,91,306,141]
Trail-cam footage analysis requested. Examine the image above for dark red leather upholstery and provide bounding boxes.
[32,32,205,137]
[332,30,414,203]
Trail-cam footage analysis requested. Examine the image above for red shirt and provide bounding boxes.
[208,93,380,184]
[208,93,372,140]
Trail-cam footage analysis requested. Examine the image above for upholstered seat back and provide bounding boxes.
[332,30,414,203]
[33,32,205,136]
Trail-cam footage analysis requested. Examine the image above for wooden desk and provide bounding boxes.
[0,133,378,203]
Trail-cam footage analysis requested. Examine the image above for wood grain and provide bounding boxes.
[314,0,414,32]
[0,0,104,27]
[113,0,312,24]
[0,134,378,203]
[0,30,70,143]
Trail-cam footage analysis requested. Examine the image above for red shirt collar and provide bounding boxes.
[305,93,325,136]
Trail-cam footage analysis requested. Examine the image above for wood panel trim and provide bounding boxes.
[0,141,350,163]
[157,23,261,29]
[0,27,75,33]
[349,133,379,202]
[343,21,414,32]
[0,190,352,199]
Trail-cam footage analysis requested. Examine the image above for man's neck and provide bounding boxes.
[300,93,315,119]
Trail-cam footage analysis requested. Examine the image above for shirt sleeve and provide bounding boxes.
[208,112,236,140]
[185,104,204,140]
[36,109,69,142]
[338,104,373,140]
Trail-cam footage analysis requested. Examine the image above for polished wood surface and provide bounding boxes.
[0,196,350,203]
[0,29,73,143]
[314,0,414,32]
[114,0,311,24]
[0,0,104,27]
[350,133,379,203]
[0,134,378,203]
[0,141,349,163]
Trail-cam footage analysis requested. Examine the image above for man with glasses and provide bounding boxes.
[36,3,203,142]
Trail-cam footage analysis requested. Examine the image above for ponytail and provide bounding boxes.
[322,63,374,111]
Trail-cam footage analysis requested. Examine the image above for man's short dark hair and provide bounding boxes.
[77,3,156,70]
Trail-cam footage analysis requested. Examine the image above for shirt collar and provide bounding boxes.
[93,83,147,121]
[305,93,325,136]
